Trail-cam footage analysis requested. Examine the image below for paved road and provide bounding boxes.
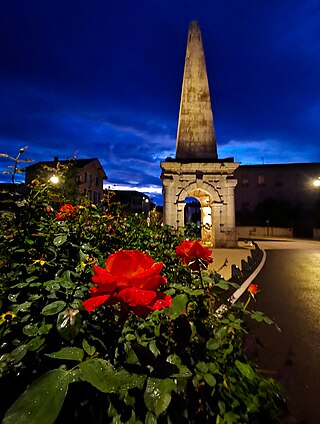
[247,239,320,423]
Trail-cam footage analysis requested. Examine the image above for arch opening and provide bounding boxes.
[184,197,201,238]
[182,189,213,245]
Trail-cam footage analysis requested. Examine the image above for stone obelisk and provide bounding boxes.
[161,21,239,248]
[176,21,218,160]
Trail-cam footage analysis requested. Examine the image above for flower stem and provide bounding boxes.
[243,296,251,311]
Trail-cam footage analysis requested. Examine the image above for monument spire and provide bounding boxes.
[175,21,218,160]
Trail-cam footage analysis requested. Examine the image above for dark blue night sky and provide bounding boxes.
[1,0,319,204]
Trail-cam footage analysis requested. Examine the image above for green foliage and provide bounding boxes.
[0,149,285,423]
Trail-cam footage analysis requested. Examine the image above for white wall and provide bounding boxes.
[236,226,293,238]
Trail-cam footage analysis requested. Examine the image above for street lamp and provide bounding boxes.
[49,175,59,184]
[313,178,320,187]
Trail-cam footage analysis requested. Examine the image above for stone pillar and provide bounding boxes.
[200,204,212,245]
[225,178,238,246]
[162,181,177,228]
[212,203,222,247]
[176,202,185,229]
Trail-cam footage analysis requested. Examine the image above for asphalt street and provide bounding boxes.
[246,240,320,423]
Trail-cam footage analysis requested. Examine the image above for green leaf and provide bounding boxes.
[46,347,84,362]
[204,373,216,387]
[26,276,38,283]
[2,369,69,424]
[145,412,157,424]
[82,339,96,356]
[8,345,28,364]
[235,360,256,381]
[166,294,188,317]
[196,361,208,373]
[8,293,19,302]
[23,324,39,337]
[144,377,176,417]
[27,337,45,351]
[44,281,60,291]
[206,339,221,350]
[59,270,74,288]
[79,358,119,393]
[171,365,192,378]
[215,281,230,290]
[116,368,146,391]
[53,235,67,247]
[42,301,66,316]
[38,323,53,335]
[250,310,275,325]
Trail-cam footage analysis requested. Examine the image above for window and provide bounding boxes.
[87,190,92,201]
[84,172,87,183]
[258,175,265,186]
[95,176,99,187]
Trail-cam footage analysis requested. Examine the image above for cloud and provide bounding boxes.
[219,138,314,165]
[0,0,319,198]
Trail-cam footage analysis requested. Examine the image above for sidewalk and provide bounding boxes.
[209,241,255,280]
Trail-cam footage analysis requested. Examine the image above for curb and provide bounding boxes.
[214,248,267,318]
[228,249,267,304]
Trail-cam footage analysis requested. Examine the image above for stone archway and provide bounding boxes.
[177,186,215,246]
[161,161,239,247]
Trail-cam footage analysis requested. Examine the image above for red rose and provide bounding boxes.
[83,250,171,316]
[248,283,259,297]
[176,240,213,270]
[56,204,76,221]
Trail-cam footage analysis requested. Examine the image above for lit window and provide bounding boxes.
[258,175,265,186]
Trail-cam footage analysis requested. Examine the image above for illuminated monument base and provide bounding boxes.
[161,160,239,248]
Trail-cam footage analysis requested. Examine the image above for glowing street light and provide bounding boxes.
[49,175,59,184]
[313,177,320,187]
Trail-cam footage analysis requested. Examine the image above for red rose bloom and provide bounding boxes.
[56,204,76,221]
[82,250,171,316]
[176,240,213,270]
[248,283,259,297]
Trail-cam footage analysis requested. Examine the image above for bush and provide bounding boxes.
[0,150,285,423]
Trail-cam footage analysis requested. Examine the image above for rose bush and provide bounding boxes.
[0,149,286,423]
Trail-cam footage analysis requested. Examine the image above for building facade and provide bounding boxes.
[110,190,152,216]
[234,163,320,236]
[25,157,108,204]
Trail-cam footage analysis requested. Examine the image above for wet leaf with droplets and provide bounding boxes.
[46,347,84,362]
[144,377,176,417]
[2,369,68,424]
[79,358,119,393]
